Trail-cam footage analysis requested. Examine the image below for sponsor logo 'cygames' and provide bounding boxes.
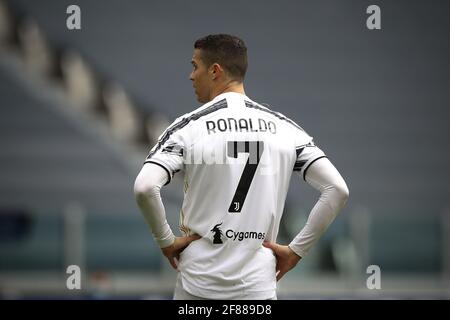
[211,222,223,244]
[210,223,265,244]
[225,230,266,241]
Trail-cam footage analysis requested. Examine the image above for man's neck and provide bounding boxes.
[210,80,246,101]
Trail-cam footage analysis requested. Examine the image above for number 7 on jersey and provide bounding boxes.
[227,141,264,213]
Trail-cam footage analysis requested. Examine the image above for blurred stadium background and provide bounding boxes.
[0,0,449,299]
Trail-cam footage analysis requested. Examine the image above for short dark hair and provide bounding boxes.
[194,34,248,82]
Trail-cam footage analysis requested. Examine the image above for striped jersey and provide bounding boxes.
[145,92,325,299]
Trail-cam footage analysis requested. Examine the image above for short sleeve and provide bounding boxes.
[294,140,327,180]
[144,121,186,185]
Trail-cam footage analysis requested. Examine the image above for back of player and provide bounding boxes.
[145,92,325,299]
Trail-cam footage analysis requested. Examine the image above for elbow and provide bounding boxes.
[133,176,160,202]
[335,181,349,206]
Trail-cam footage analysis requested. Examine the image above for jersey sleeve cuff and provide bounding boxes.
[288,243,306,259]
[143,160,172,185]
[156,233,176,248]
[301,155,327,181]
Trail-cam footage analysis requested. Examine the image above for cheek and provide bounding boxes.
[195,74,204,85]
[195,73,203,84]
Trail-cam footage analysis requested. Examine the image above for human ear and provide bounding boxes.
[211,63,222,80]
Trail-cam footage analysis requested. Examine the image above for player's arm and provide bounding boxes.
[289,157,349,256]
[134,163,199,269]
[264,157,349,281]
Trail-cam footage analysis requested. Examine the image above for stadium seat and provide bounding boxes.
[17,18,54,77]
[0,0,14,47]
[102,82,147,144]
[60,50,102,114]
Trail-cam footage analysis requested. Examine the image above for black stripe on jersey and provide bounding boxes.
[162,144,184,156]
[293,146,307,171]
[302,156,327,180]
[146,99,227,159]
[244,101,305,132]
[143,160,172,185]
[296,147,305,157]
[293,160,308,171]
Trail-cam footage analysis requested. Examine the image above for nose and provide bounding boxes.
[189,71,194,81]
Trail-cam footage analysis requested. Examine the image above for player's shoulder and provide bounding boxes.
[170,97,228,129]
[247,98,315,146]
[246,98,307,133]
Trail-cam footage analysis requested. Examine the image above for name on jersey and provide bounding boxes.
[206,118,277,135]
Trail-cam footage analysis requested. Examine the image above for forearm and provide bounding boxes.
[289,158,349,258]
[134,163,175,248]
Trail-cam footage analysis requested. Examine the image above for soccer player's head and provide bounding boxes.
[190,34,248,103]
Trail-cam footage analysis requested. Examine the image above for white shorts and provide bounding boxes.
[173,274,277,300]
